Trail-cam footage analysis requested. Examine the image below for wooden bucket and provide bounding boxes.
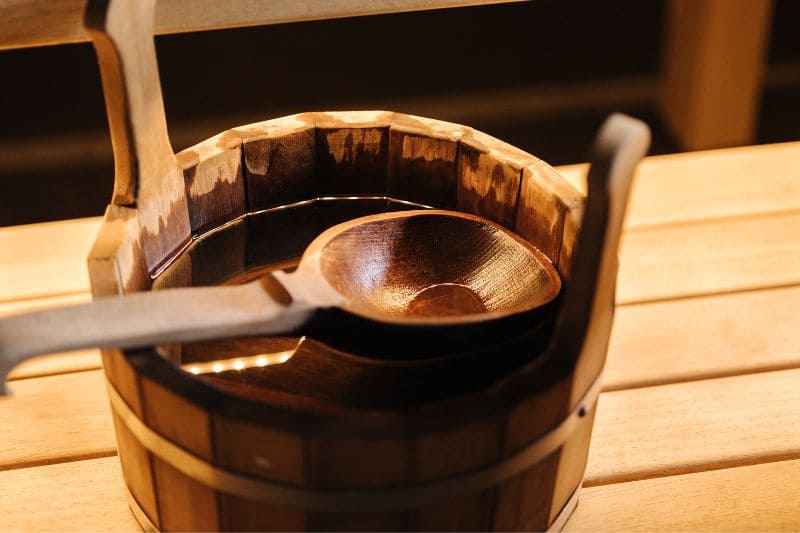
[84,1,649,530]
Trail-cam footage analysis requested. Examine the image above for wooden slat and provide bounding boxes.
[604,285,800,391]
[617,210,800,305]
[0,0,525,51]
[586,368,800,486]
[0,370,115,470]
[5,453,800,533]
[0,217,102,303]
[658,0,774,150]
[566,458,800,532]
[8,350,101,381]
[0,456,139,532]
[557,141,800,229]
[0,292,90,317]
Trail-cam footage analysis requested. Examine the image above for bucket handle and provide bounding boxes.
[551,114,650,384]
[86,0,192,271]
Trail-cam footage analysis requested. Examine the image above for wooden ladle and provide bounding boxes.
[0,209,561,391]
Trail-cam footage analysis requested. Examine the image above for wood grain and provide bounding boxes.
[140,376,213,460]
[411,416,501,529]
[566,458,800,532]
[388,113,465,209]
[152,456,220,531]
[586,368,800,486]
[515,161,583,268]
[557,197,583,281]
[176,131,245,236]
[87,205,151,296]
[0,217,101,303]
[605,285,800,391]
[0,370,115,470]
[0,292,91,318]
[313,111,394,195]
[457,129,535,228]
[111,409,160,529]
[0,456,138,532]
[0,0,526,51]
[8,350,101,381]
[617,210,800,304]
[557,141,800,229]
[212,416,305,484]
[236,114,317,211]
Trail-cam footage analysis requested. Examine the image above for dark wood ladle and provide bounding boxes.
[0,209,561,389]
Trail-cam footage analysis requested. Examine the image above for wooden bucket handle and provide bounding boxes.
[86,0,193,272]
[85,0,173,207]
[552,114,650,371]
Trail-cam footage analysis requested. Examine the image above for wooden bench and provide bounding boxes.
[2,140,799,530]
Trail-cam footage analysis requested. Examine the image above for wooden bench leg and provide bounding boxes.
[659,0,774,150]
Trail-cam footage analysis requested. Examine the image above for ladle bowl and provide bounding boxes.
[297,209,560,324]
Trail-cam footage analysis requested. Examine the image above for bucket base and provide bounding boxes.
[126,486,156,532]
[126,477,582,532]
[549,481,582,532]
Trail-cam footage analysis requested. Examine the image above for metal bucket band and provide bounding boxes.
[106,373,601,514]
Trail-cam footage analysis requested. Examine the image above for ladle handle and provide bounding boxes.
[0,280,314,395]
[552,114,650,398]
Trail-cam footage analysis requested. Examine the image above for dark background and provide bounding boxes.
[1,0,799,226]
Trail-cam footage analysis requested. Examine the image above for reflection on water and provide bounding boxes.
[182,347,296,375]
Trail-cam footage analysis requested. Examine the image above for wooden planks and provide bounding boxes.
[2,139,800,530]
[567,458,800,532]
[3,369,800,530]
[0,217,102,304]
[604,285,800,391]
[0,456,139,532]
[4,454,800,533]
[4,350,800,497]
[8,350,101,381]
[617,210,800,304]
[586,368,800,486]
[0,0,526,51]
[557,141,800,228]
[0,370,115,470]
[0,293,90,318]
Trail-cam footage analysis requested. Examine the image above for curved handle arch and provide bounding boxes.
[86,0,191,271]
